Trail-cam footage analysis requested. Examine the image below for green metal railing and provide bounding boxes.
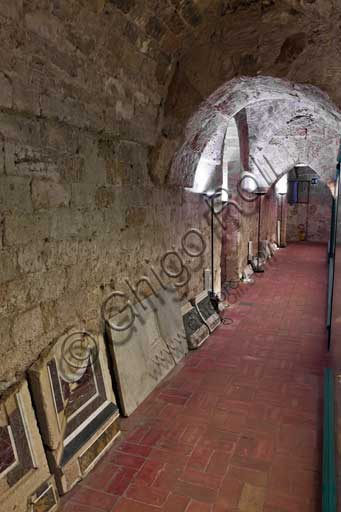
[323,368,336,511]
[327,165,340,349]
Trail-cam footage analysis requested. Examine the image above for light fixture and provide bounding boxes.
[275,175,287,248]
[277,192,287,248]
[253,187,267,273]
[275,174,288,195]
[198,192,216,295]
[239,172,258,194]
[201,188,229,297]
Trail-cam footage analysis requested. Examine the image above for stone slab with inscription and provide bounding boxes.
[106,287,188,416]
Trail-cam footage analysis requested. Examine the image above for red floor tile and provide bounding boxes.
[64,487,118,511]
[162,493,190,511]
[59,243,327,511]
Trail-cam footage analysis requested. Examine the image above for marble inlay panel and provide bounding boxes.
[64,363,97,419]
[32,484,57,512]
[28,333,120,495]
[48,360,64,414]
[0,380,59,512]
[78,418,120,475]
[61,379,71,402]
[0,426,16,475]
[64,354,107,439]
[6,399,34,487]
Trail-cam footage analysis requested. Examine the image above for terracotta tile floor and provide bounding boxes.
[59,243,329,512]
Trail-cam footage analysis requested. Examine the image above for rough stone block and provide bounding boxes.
[26,268,67,304]
[60,156,84,184]
[109,0,136,14]
[0,72,12,109]
[0,249,18,283]
[0,111,41,146]
[12,306,44,343]
[70,183,95,208]
[48,209,85,240]
[41,295,79,334]
[43,241,79,270]
[79,136,107,185]
[0,176,32,212]
[116,141,149,185]
[32,179,70,210]
[17,243,46,274]
[4,143,60,181]
[125,207,147,226]
[0,0,23,20]
[4,212,50,246]
[13,79,40,116]
[0,139,4,176]
[40,94,88,131]
[95,186,115,208]
[106,286,188,416]
[0,379,59,512]
[25,11,63,43]
[28,331,120,495]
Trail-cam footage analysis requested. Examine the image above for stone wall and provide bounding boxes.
[287,176,332,242]
[237,187,279,277]
[0,2,214,391]
[221,185,279,284]
[0,117,213,390]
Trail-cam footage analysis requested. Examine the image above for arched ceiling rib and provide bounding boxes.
[168,76,341,189]
[245,98,340,185]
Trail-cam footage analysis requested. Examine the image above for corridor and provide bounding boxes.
[59,243,329,512]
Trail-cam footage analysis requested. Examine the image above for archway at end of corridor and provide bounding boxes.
[171,76,340,302]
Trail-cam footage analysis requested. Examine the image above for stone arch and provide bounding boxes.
[166,76,341,189]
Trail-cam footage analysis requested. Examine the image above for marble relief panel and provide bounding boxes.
[106,287,188,416]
